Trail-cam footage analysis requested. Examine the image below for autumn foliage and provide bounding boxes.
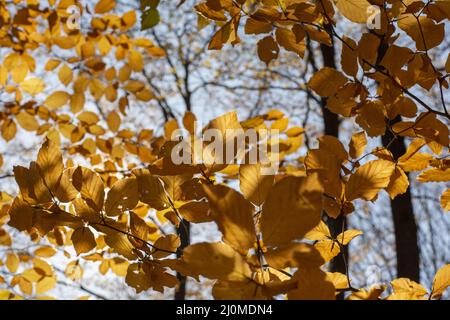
[0,0,449,300]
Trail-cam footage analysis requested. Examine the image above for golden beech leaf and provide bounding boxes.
[36,275,57,295]
[72,166,105,211]
[71,227,97,255]
[8,196,35,231]
[398,139,431,172]
[6,252,19,273]
[54,168,79,203]
[106,111,121,132]
[130,211,156,242]
[385,167,409,199]
[441,189,450,211]
[239,163,274,206]
[265,243,326,269]
[417,168,450,183]
[349,131,367,159]
[103,229,137,260]
[244,17,272,35]
[133,169,169,210]
[1,119,17,141]
[389,278,428,300]
[181,242,252,281]
[345,160,396,201]
[348,286,386,300]
[305,220,332,241]
[431,264,450,299]
[341,36,358,77]
[58,64,73,86]
[336,229,363,246]
[34,246,57,258]
[36,138,64,194]
[128,50,144,72]
[20,77,45,96]
[446,53,450,74]
[44,91,70,109]
[70,93,85,114]
[287,268,336,300]
[152,234,180,259]
[334,0,372,24]
[203,184,256,252]
[104,178,139,216]
[398,15,445,51]
[260,174,324,247]
[178,201,213,223]
[16,112,39,131]
[257,36,279,66]
[308,67,347,97]
[275,28,305,57]
[95,0,116,14]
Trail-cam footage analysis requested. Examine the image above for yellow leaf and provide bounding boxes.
[36,275,56,295]
[34,246,57,258]
[20,77,45,96]
[287,268,336,300]
[71,227,97,255]
[265,243,326,269]
[104,229,136,260]
[58,64,73,86]
[152,234,180,259]
[94,0,116,14]
[349,131,367,159]
[181,242,252,281]
[345,159,395,201]
[341,36,358,77]
[257,36,279,65]
[417,168,450,183]
[385,167,409,199]
[104,177,139,216]
[308,67,347,97]
[336,229,363,246]
[128,50,143,72]
[6,253,19,273]
[275,28,305,57]
[1,119,17,141]
[239,163,274,206]
[16,112,39,131]
[334,0,372,24]
[203,184,256,252]
[106,111,121,132]
[244,17,272,35]
[130,211,156,242]
[441,189,450,211]
[54,168,79,203]
[36,138,64,194]
[70,93,85,114]
[72,166,105,211]
[431,264,450,299]
[261,174,324,247]
[133,169,169,210]
[389,278,428,300]
[44,91,70,109]
[398,15,445,51]
[178,201,213,223]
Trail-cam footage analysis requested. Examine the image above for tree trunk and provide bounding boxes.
[382,119,420,282]
[174,220,190,300]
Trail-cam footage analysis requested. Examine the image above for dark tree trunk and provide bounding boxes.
[382,118,420,282]
[174,220,190,300]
